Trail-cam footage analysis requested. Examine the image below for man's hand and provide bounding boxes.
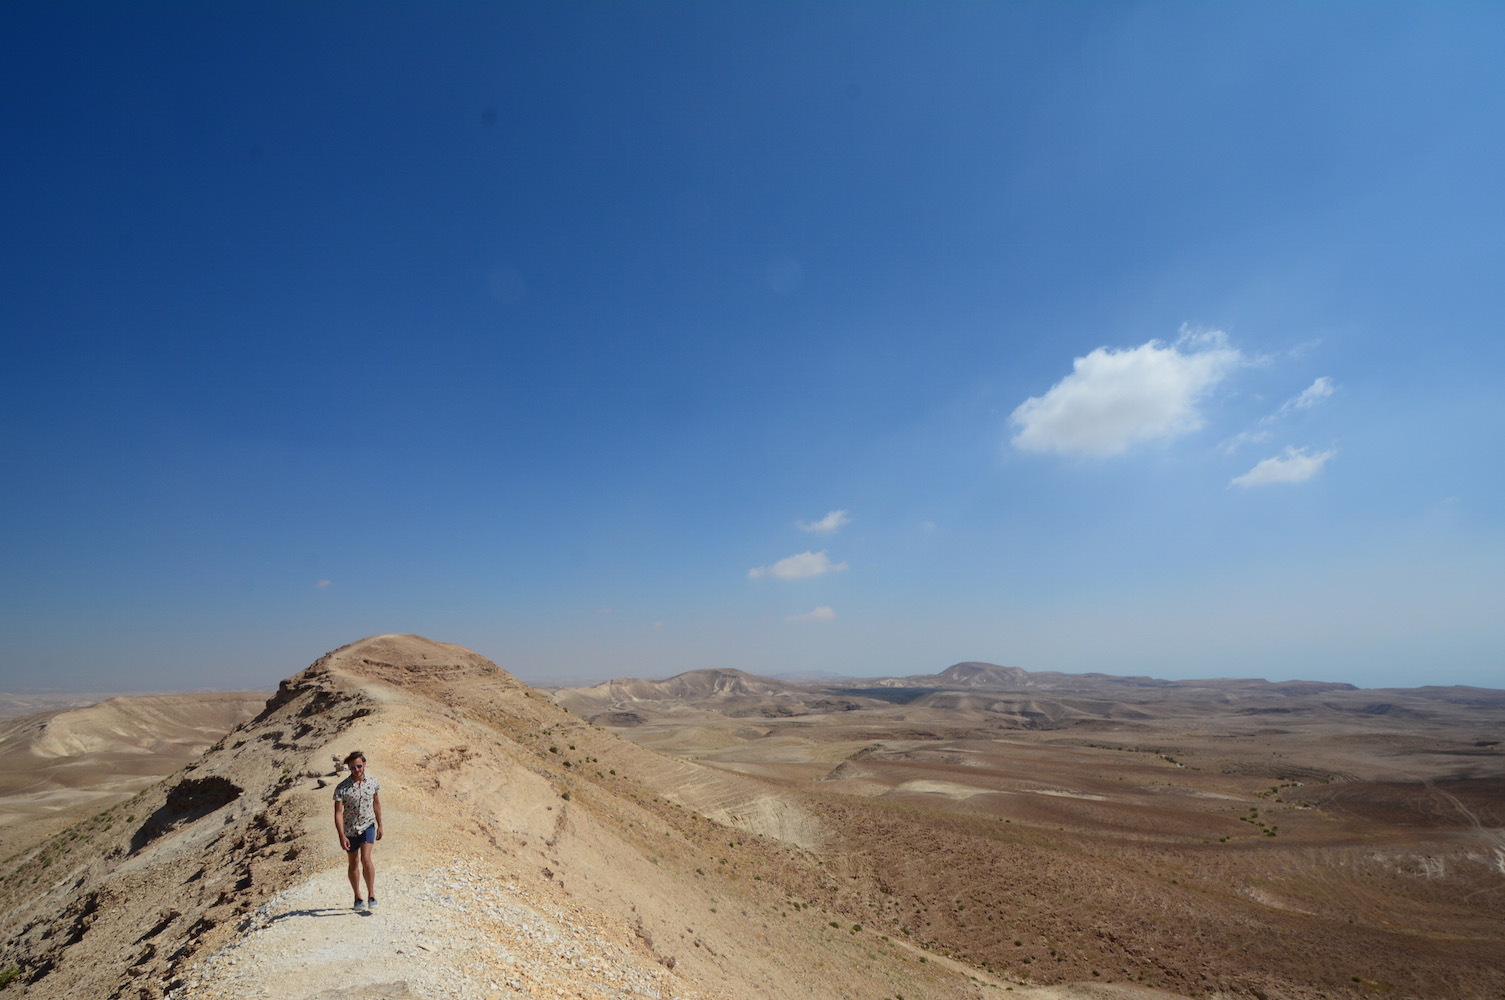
[340,835,350,852]
[375,824,383,842]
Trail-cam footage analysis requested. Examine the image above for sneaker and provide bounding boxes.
[367,896,378,909]
[353,898,366,911]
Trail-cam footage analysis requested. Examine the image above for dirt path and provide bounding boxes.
[171,844,698,1000]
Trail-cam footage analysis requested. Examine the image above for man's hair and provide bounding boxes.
[344,750,366,766]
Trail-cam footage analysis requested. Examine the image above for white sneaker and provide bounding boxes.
[367,896,378,909]
[353,898,366,911]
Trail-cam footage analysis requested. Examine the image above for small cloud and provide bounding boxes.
[315,579,333,589]
[798,509,852,535]
[748,550,849,581]
[1010,327,1243,457]
[1223,377,1336,453]
[786,606,836,622]
[919,520,938,533]
[652,621,664,631]
[1231,446,1337,487]
[1282,376,1335,413]
[1217,428,1272,455]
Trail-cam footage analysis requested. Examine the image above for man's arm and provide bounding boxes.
[372,791,383,841]
[334,799,349,851]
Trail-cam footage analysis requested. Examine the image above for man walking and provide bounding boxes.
[333,750,383,911]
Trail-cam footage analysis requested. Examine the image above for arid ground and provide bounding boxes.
[555,663,1505,999]
[0,640,1499,1000]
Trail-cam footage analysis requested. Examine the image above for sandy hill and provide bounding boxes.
[0,693,136,723]
[0,635,1175,1000]
[0,693,265,860]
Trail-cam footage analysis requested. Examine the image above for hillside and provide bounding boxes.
[0,636,1175,1000]
[0,693,265,859]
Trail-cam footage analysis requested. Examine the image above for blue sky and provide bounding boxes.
[3,3,1502,692]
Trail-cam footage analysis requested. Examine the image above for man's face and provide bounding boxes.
[351,759,366,774]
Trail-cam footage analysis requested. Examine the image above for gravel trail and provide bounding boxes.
[172,856,695,1000]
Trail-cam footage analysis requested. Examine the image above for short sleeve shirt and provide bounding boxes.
[333,774,381,836]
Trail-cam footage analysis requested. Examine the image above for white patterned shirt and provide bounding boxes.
[333,774,380,836]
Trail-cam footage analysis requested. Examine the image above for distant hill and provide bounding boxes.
[931,661,1030,688]
[552,659,1500,730]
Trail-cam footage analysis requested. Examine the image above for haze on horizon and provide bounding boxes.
[2,3,1502,694]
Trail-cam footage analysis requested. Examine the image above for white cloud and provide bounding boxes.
[1282,376,1335,413]
[786,606,836,622]
[315,579,333,589]
[1217,428,1272,454]
[798,509,851,534]
[1222,376,1337,453]
[748,550,849,580]
[1231,446,1337,487]
[1010,328,1243,456]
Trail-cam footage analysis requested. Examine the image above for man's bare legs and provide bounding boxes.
[355,841,376,901]
[346,846,362,901]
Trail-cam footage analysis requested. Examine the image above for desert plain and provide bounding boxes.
[0,636,1501,1000]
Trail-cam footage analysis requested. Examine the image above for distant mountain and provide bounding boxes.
[562,667,801,703]
[548,659,1504,730]
[932,661,1031,688]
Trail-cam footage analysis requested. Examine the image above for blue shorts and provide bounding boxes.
[346,824,376,852]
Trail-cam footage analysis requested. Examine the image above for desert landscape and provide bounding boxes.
[0,637,1501,1000]
[0,694,266,861]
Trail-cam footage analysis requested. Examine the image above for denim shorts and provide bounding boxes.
[346,823,376,852]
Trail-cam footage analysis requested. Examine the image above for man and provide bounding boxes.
[332,750,383,911]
